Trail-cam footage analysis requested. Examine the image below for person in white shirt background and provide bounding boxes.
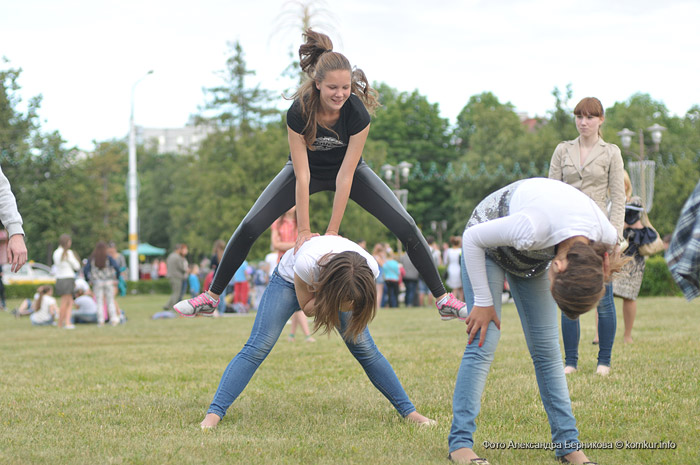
[448,178,626,465]
[29,285,58,326]
[52,234,81,329]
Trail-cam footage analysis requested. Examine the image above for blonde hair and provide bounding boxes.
[291,29,380,150]
[311,251,377,342]
[623,170,633,199]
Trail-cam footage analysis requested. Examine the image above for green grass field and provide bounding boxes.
[1,294,697,465]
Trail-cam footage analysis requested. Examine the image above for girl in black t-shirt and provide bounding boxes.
[174,29,465,320]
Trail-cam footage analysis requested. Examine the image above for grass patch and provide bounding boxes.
[0,295,697,464]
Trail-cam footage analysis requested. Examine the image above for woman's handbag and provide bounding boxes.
[638,213,665,256]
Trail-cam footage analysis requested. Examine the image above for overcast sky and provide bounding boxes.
[2,0,698,150]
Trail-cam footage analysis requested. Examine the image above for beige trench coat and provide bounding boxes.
[548,136,626,241]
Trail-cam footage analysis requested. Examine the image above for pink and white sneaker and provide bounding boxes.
[173,292,219,317]
[437,293,467,321]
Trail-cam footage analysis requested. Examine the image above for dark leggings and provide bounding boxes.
[210,161,447,298]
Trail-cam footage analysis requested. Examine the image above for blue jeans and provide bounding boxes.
[207,271,416,419]
[385,281,399,308]
[217,287,228,313]
[561,283,616,368]
[449,258,580,457]
[403,279,418,307]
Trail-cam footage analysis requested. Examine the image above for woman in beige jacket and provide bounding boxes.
[549,96,625,376]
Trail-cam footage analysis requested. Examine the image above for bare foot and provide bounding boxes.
[404,411,437,426]
[561,450,593,464]
[624,335,633,344]
[449,447,482,463]
[200,413,221,429]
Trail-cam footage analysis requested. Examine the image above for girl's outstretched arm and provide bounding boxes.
[326,125,370,235]
[289,127,317,251]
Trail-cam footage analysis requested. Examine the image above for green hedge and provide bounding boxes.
[125,279,171,295]
[638,255,682,297]
[5,283,43,299]
[5,278,172,299]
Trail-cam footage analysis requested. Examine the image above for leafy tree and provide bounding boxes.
[0,60,40,164]
[603,93,700,233]
[547,84,577,142]
[199,41,279,133]
[448,92,527,233]
[137,148,183,252]
[81,141,128,244]
[165,123,289,262]
[369,84,456,233]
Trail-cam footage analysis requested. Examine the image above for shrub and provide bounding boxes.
[638,255,682,297]
[5,278,172,299]
[125,279,171,295]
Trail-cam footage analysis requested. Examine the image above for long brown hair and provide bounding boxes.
[551,241,628,320]
[311,251,377,342]
[291,29,380,149]
[92,241,108,269]
[212,239,226,263]
[58,234,72,260]
[34,285,53,312]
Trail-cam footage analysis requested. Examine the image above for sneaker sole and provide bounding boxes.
[173,306,217,318]
[173,306,196,317]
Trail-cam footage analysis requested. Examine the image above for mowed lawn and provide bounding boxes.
[0,294,697,465]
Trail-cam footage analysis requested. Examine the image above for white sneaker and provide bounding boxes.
[173,292,219,317]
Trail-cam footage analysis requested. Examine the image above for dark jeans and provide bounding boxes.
[385,281,399,308]
[403,279,418,307]
[210,161,447,298]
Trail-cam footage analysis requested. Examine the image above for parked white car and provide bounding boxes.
[2,262,56,285]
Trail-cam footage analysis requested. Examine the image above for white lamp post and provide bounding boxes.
[617,124,666,212]
[381,161,412,208]
[380,161,413,253]
[128,70,153,282]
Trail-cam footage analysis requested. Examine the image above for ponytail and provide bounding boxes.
[291,29,379,150]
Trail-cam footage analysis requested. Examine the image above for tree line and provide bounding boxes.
[1,48,699,267]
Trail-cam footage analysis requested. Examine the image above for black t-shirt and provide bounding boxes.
[286,93,371,180]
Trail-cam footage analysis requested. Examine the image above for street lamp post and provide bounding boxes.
[430,220,448,246]
[381,161,412,253]
[617,124,665,212]
[128,70,153,282]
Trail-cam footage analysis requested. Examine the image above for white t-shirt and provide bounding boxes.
[277,236,379,285]
[74,294,98,316]
[264,251,279,277]
[52,247,81,279]
[29,295,57,325]
[463,178,617,306]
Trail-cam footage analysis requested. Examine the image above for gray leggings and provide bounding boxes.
[210,161,447,298]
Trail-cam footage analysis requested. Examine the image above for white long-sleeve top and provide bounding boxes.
[52,246,81,279]
[0,164,24,237]
[462,178,617,307]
